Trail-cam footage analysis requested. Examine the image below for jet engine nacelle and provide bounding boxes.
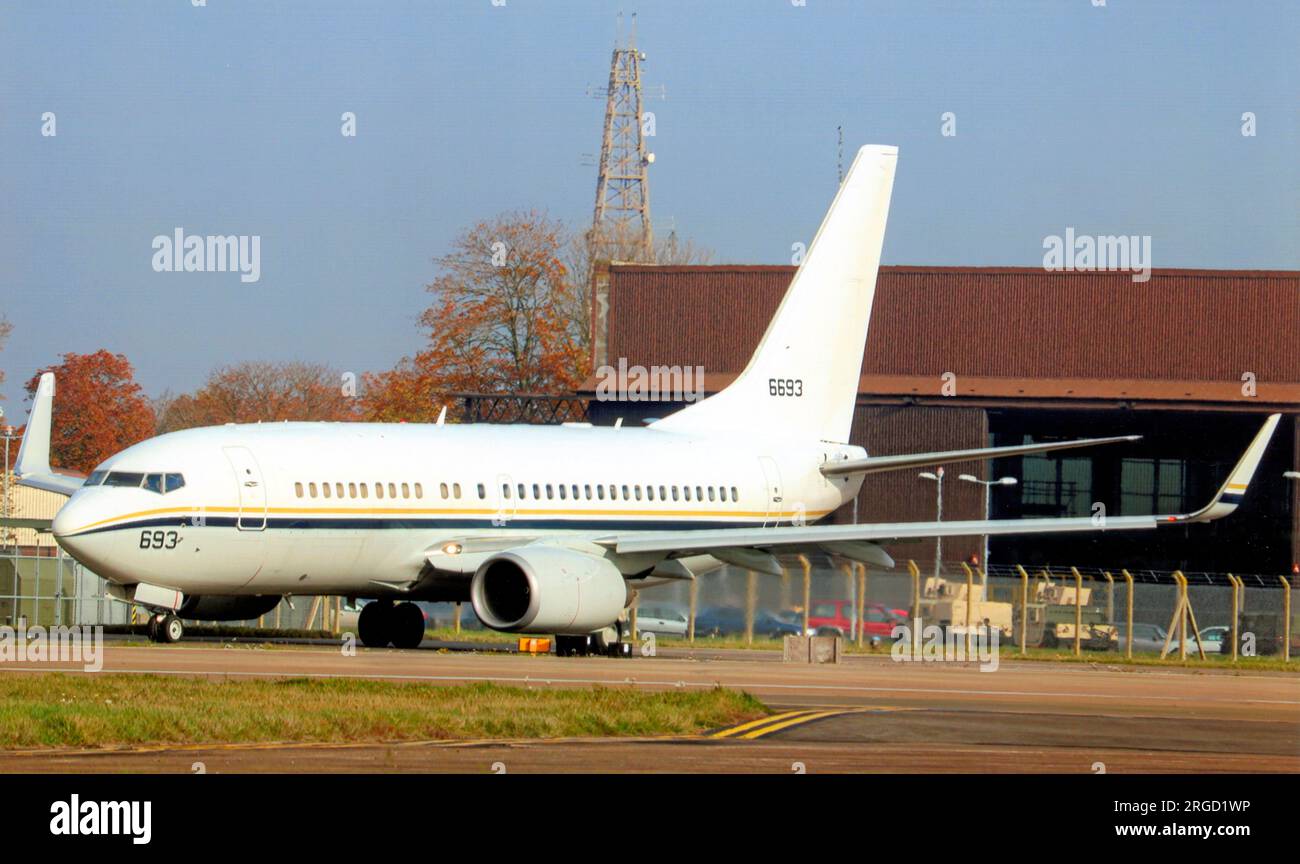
[177,594,282,622]
[470,546,629,634]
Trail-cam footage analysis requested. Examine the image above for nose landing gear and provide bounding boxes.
[147,612,184,644]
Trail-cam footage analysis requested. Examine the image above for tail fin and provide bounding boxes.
[652,144,897,443]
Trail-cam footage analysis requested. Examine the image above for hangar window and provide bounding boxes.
[453,483,462,499]
[84,470,108,487]
[1021,455,1090,517]
[104,472,145,488]
[309,482,318,498]
[1121,458,1187,515]
[294,482,303,498]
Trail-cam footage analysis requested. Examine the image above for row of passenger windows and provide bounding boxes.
[293,479,740,505]
[499,482,740,504]
[83,470,186,494]
[294,481,460,500]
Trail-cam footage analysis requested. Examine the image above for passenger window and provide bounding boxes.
[532,484,540,499]
[584,484,592,500]
[453,483,461,499]
[646,485,654,501]
[440,482,449,499]
[658,485,666,500]
[571,484,579,500]
[695,486,703,501]
[518,484,526,499]
[375,483,384,500]
[143,474,163,494]
[597,485,605,500]
[672,486,679,501]
[731,486,738,502]
[558,484,566,500]
[322,483,331,499]
[684,486,692,502]
[546,484,553,500]
[336,483,344,498]
[634,485,642,501]
[401,483,410,498]
[476,483,485,500]
[348,483,357,498]
[622,485,630,500]
[414,483,423,499]
[708,487,715,502]
[360,483,368,499]
[388,483,397,498]
[294,482,303,498]
[309,482,318,498]
[503,484,512,500]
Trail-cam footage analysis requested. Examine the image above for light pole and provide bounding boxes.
[919,468,944,579]
[1,410,13,550]
[958,474,1018,579]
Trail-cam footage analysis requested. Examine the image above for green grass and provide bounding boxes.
[0,674,766,750]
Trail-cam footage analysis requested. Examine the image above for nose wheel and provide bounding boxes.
[147,612,184,644]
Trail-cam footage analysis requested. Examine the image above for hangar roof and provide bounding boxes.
[586,264,1300,410]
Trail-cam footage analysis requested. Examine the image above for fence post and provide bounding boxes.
[840,562,854,642]
[959,562,975,658]
[798,554,812,637]
[1015,564,1029,655]
[1103,571,1114,624]
[1122,569,1134,660]
[1069,567,1083,657]
[688,578,697,643]
[907,559,921,624]
[1228,574,1240,663]
[1282,575,1292,663]
[855,562,866,648]
[744,570,756,645]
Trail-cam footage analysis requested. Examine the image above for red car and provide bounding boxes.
[807,600,908,639]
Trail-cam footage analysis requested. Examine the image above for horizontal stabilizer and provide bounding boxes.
[821,435,1141,478]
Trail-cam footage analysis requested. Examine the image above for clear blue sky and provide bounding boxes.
[1,0,1296,404]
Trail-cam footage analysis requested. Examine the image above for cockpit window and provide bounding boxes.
[84,470,108,487]
[103,472,145,488]
[143,473,164,494]
[164,473,185,493]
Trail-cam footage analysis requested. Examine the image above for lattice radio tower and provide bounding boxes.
[592,13,654,259]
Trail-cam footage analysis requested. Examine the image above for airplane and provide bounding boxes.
[15,144,1281,654]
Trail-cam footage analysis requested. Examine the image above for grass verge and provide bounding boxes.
[0,674,765,750]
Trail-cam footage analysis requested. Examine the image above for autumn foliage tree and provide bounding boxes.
[156,361,357,434]
[363,211,587,421]
[24,350,155,474]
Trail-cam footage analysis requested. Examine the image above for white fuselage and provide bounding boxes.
[51,422,865,597]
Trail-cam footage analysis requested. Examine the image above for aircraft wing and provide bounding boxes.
[820,435,1140,477]
[602,414,1281,564]
[13,372,85,497]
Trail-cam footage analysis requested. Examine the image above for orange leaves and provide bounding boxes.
[24,350,155,475]
[156,362,359,433]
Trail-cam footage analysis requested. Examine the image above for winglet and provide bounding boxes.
[1180,413,1280,523]
[14,372,54,477]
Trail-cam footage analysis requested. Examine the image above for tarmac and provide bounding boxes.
[2,639,1296,773]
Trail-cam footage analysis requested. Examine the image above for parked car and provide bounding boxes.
[693,606,802,638]
[807,599,907,640]
[635,604,689,638]
[1113,622,1171,653]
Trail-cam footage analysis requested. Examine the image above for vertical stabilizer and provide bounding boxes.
[652,144,897,443]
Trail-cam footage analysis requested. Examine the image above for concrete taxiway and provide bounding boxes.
[1,642,1296,773]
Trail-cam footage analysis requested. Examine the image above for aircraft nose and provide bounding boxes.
[51,497,90,555]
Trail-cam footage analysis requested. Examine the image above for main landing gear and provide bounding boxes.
[555,622,633,658]
[357,599,427,649]
[147,612,184,644]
